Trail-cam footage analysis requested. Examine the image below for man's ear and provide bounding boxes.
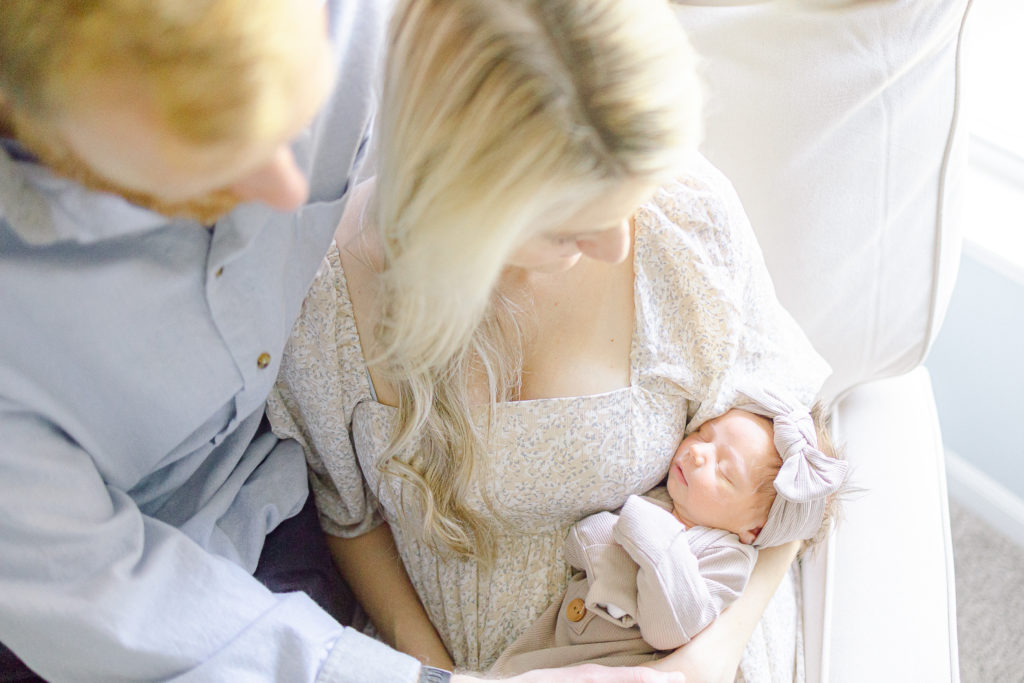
[739,525,762,545]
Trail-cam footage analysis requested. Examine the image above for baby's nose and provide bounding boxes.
[692,452,706,467]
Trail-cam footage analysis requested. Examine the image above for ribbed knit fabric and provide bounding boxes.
[489,492,756,676]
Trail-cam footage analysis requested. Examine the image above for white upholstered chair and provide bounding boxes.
[672,2,970,680]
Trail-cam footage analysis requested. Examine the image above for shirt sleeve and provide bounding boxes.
[633,153,832,429]
[611,495,757,651]
[0,401,418,682]
[267,245,384,538]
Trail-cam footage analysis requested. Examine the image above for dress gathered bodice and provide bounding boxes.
[352,381,683,668]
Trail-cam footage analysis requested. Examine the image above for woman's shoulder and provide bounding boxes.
[633,153,759,284]
[639,153,748,243]
[293,242,350,339]
[280,241,368,388]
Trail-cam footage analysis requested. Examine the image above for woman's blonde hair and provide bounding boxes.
[0,0,319,145]
[372,0,703,560]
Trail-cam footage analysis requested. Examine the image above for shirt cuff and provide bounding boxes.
[615,494,685,553]
[317,627,421,683]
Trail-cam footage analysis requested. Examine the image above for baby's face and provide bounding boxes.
[666,409,779,544]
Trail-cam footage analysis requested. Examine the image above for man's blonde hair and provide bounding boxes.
[0,0,318,145]
[371,0,703,560]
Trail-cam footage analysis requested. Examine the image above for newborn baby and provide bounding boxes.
[489,388,849,676]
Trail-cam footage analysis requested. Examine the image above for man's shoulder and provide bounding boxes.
[0,141,173,246]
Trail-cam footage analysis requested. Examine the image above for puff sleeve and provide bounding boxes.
[266,244,383,538]
[632,154,832,429]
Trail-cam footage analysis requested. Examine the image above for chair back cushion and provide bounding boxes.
[673,0,971,401]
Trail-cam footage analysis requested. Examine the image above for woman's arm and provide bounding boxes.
[326,523,455,669]
[644,540,800,682]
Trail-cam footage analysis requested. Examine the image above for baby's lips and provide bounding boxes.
[674,461,688,487]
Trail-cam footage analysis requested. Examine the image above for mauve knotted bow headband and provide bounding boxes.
[736,388,849,549]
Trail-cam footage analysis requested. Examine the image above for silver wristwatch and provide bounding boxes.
[418,665,453,683]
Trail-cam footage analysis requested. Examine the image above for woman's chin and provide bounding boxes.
[530,254,583,274]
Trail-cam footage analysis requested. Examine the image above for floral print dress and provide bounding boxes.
[267,155,828,678]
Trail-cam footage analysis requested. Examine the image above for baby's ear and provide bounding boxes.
[739,526,762,545]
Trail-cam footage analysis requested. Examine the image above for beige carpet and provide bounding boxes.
[950,498,1024,683]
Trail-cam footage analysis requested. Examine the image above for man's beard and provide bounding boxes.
[11,114,245,226]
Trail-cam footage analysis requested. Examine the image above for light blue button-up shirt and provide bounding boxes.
[0,2,418,681]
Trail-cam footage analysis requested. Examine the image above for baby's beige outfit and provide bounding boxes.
[267,155,828,676]
[489,490,756,677]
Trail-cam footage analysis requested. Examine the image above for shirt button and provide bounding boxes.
[256,352,272,369]
[215,266,224,278]
[566,597,587,622]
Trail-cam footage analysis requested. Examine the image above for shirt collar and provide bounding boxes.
[0,138,176,246]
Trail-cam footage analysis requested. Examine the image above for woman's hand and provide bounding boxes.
[454,663,685,682]
[645,540,801,683]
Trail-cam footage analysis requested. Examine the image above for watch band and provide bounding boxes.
[418,665,453,683]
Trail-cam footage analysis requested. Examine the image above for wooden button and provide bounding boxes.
[565,597,587,622]
[256,352,272,369]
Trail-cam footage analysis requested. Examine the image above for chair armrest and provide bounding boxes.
[802,367,959,682]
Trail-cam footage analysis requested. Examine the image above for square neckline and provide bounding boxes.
[329,208,652,409]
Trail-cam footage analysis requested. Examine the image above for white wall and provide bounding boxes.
[926,249,1024,539]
